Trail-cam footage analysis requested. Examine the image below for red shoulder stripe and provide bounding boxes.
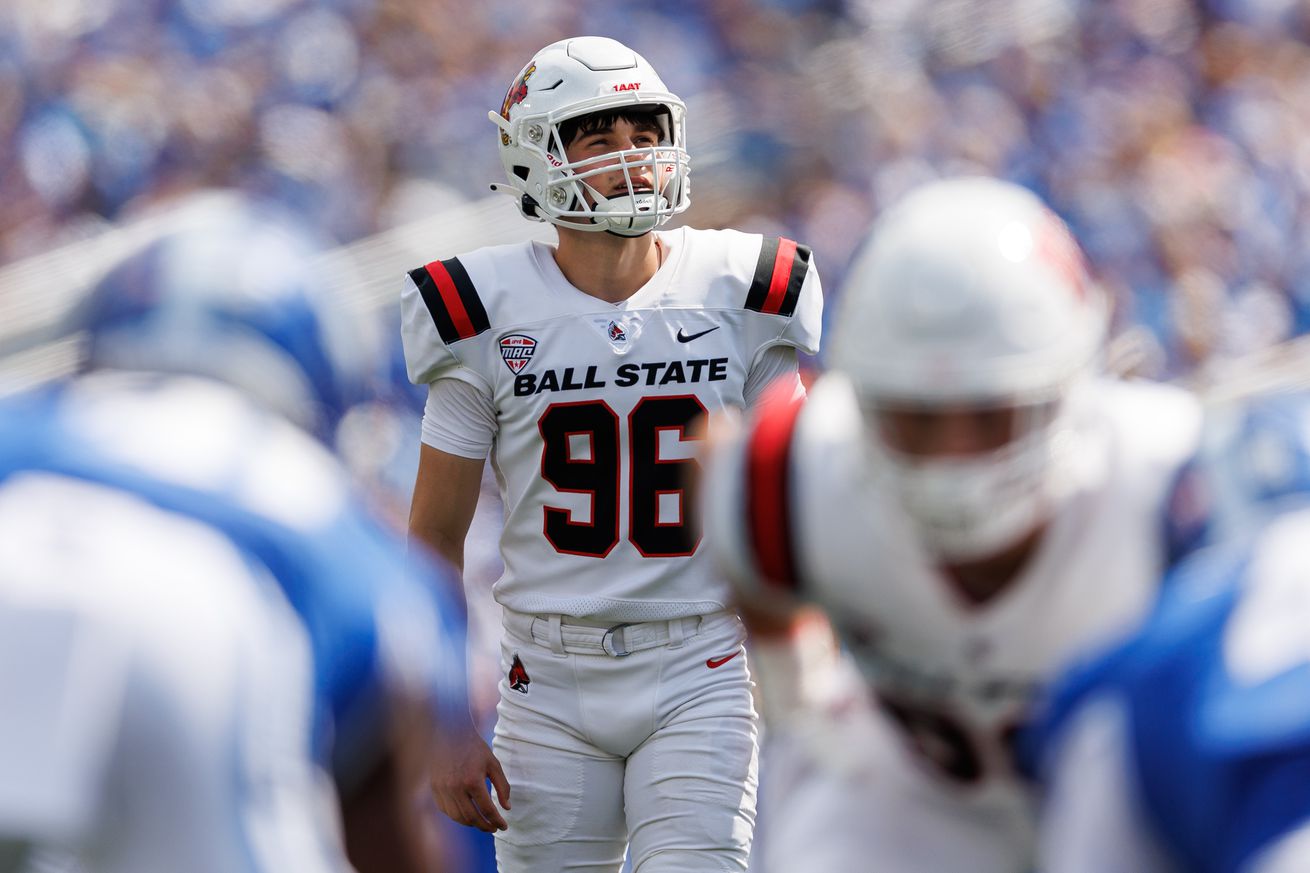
[407,257,490,344]
[761,237,798,316]
[745,380,805,590]
[745,237,812,317]
[426,260,477,340]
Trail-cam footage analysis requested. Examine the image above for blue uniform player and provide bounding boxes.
[1027,391,1310,873]
[0,468,339,873]
[0,193,471,873]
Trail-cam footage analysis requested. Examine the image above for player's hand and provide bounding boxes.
[430,728,511,832]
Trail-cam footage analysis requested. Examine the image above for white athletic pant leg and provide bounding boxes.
[625,613,758,873]
[492,613,757,873]
[491,621,628,873]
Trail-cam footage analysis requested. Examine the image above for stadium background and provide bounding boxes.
[8,0,1310,383]
[4,1,1310,866]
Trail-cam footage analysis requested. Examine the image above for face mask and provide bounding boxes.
[869,400,1083,563]
[888,431,1053,561]
[593,191,666,236]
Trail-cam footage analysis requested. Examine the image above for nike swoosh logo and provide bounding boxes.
[676,326,720,343]
[706,650,741,669]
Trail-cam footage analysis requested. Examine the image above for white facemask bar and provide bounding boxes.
[486,98,690,229]
[857,379,1088,562]
[542,141,690,229]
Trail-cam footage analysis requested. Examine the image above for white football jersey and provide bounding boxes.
[711,372,1201,804]
[0,474,341,873]
[401,226,822,621]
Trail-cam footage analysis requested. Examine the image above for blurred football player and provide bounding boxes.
[0,473,334,873]
[1028,390,1310,873]
[0,193,470,873]
[703,176,1201,872]
[402,36,822,873]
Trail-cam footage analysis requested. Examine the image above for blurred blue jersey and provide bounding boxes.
[1029,509,1310,873]
[1163,390,1310,564]
[0,373,468,783]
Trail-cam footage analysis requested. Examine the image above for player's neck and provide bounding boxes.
[553,230,662,304]
[939,524,1046,607]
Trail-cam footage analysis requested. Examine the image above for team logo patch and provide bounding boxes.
[508,654,531,694]
[499,63,536,146]
[499,333,538,374]
[589,314,641,352]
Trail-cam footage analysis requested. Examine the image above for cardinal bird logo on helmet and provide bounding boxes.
[508,654,531,694]
[499,63,536,145]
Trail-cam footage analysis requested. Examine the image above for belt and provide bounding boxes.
[503,609,707,657]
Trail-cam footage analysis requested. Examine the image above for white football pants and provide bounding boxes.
[492,609,758,873]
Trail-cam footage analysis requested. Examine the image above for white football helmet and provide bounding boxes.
[829,177,1109,561]
[487,36,690,237]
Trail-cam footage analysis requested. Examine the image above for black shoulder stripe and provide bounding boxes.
[744,237,781,314]
[407,257,490,344]
[777,243,811,319]
[744,237,811,317]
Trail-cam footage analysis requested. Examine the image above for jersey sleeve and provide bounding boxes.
[399,259,493,390]
[741,237,823,358]
[703,378,808,599]
[744,346,802,408]
[420,379,497,458]
[781,251,822,354]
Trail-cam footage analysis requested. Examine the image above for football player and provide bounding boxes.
[703,176,1201,872]
[1028,391,1310,873]
[0,474,336,873]
[0,194,470,873]
[402,36,822,873]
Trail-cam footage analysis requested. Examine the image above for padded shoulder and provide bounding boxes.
[400,241,538,385]
[405,257,492,345]
[676,227,823,357]
[743,236,813,318]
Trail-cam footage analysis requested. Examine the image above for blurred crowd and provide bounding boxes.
[6,0,1310,377]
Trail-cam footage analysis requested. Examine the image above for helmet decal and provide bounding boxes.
[499,62,535,145]
[1035,210,1089,300]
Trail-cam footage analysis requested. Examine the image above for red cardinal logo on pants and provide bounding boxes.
[508,654,531,694]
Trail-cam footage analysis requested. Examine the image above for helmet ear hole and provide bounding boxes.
[512,166,530,181]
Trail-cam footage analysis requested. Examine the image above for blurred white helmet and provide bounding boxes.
[830,177,1108,561]
[488,36,690,237]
